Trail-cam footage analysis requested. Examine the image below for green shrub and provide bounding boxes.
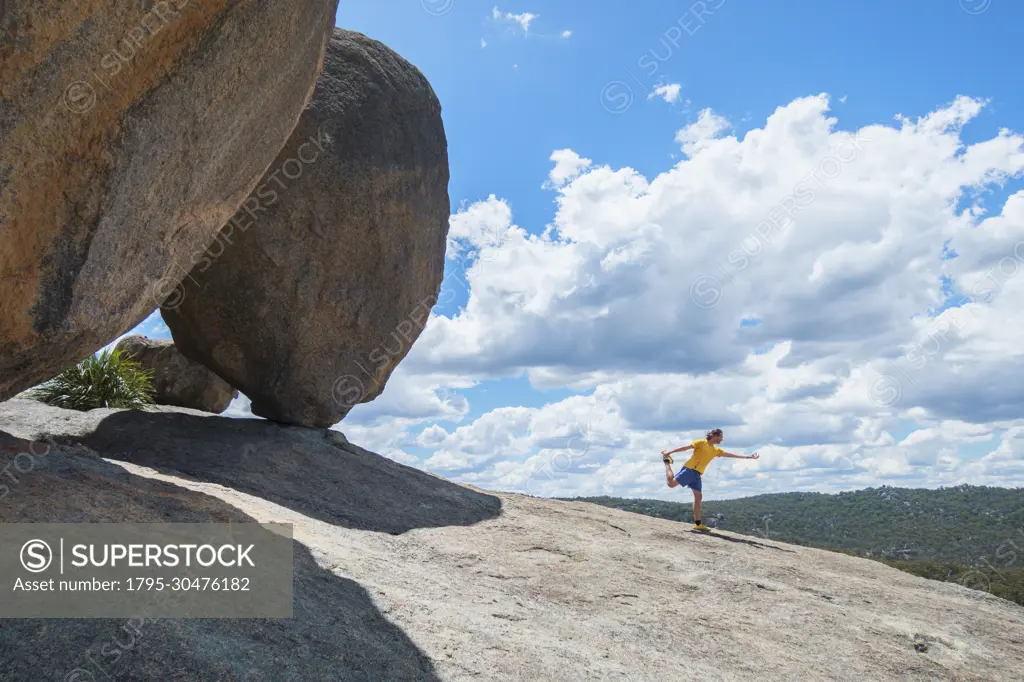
[29,348,155,411]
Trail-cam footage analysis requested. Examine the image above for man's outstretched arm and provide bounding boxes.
[662,445,694,456]
[720,450,759,460]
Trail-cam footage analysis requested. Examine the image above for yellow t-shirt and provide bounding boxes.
[682,439,724,474]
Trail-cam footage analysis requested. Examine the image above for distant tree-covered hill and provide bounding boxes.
[564,485,1024,606]
[566,485,1024,563]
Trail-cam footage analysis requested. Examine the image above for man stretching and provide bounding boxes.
[662,428,759,531]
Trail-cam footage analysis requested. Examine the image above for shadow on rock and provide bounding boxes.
[0,434,440,681]
[696,530,796,552]
[69,409,502,535]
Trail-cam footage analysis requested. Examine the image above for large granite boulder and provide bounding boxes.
[0,0,340,402]
[114,335,237,414]
[162,29,451,428]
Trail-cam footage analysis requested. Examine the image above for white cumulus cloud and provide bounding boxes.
[492,6,537,34]
[546,149,593,188]
[674,107,732,155]
[173,94,1024,500]
[649,83,682,104]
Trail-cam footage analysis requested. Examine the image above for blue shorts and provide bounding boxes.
[674,467,702,492]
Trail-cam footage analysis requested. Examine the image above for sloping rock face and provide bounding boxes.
[2,398,1024,681]
[0,0,340,402]
[114,335,237,413]
[0,399,487,681]
[162,29,451,428]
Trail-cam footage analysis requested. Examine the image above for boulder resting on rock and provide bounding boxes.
[114,335,237,414]
[162,28,451,428]
[0,0,340,402]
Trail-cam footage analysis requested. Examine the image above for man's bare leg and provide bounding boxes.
[693,489,703,523]
[664,461,679,488]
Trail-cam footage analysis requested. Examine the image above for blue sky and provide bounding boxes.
[127,0,1024,500]
[336,0,1023,229]
[340,0,1024,415]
